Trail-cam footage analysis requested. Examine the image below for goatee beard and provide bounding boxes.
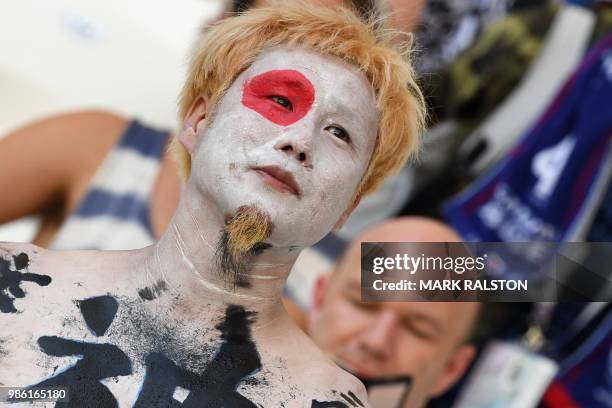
[216,205,273,288]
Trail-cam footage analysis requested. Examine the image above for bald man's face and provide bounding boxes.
[309,239,479,407]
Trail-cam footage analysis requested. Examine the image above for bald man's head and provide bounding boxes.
[309,217,481,407]
[358,216,463,242]
[332,217,463,287]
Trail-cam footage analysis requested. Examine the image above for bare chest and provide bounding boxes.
[0,250,363,407]
[1,293,355,407]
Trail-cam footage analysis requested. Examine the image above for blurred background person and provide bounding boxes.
[292,217,486,407]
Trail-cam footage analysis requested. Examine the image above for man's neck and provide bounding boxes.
[141,188,300,318]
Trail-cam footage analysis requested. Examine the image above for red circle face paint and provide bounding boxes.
[242,70,315,126]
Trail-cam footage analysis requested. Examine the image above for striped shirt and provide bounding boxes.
[50,120,170,250]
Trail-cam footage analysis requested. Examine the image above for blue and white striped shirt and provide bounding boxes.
[50,120,169,250]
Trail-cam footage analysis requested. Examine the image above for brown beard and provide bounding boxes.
[216,205,273,288]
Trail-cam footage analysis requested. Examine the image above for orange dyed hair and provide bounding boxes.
[172,1,426,197]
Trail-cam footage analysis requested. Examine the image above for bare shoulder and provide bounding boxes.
[0,243,141,390]
[45,110,128,151]
[3,110,128,155]
[0,242,63,314]
[0,111,131,225]
[266,325,370,407]
[332,367,369,407]
[0,241,51,277]
[11,109,128,137]
[310,361,370,407]
[26,110,130,190]
[0,241,74,278]
[0,243,61,384]
[0,242,130,315]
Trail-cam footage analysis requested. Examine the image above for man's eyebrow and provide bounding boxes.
[344,281,445,334]
[330,103,366,127]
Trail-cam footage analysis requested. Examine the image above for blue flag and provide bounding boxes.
[445,35,612,245]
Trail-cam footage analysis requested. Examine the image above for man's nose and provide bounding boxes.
[273,126,313,167]
[358,310,397,362]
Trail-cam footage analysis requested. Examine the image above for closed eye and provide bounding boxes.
[270,95,293,111]
[325,125,351,144]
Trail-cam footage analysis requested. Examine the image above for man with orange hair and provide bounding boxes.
[0,4,424,406]
[0,0,426,252]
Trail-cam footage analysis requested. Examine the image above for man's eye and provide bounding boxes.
[270,95,293,111]
[348,295,379,312]
[326,125,350,143]
[401,321,433,340]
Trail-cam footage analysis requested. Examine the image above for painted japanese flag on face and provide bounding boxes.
[242,70,315,126]
[444,34,612,244]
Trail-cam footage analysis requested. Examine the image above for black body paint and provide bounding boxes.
[216,232,273,288]
[134,304,261,407]
[0,253,51,313]
[346,391,364,407]
[0,337,7,359]
[17,295,130,407]
[235,242,272,288]
[312,390,365,407]
[78,295,119,336]
[25,294,267,406]
[26,337,132,407]
[236,277,252,288]
[250,242,272,256]
[312,401,349,407]
[360,375,413,391]
[137,280,168,301]
[13,253,29,269]
[361,375,413,408]
[217,231,250,288]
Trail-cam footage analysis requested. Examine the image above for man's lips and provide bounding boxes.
[253,166,301,197]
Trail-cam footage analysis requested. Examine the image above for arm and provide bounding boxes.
[0,111,128,225]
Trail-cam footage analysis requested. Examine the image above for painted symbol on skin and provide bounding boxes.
[78,295,119,336]
[0,253,51,313]
[0,337,7,360]
[18,295,131,407]
[312,402,349,408]
[25,337,132,407]
[23,298,263,406]
[134,304,262,407]
[242,70,315,126]
[137,280,168,301]
[311,389,365,407]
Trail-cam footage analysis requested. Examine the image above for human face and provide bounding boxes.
[188,47,378,248]
[309,242,479,406]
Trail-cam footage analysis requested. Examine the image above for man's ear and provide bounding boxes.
[333,194,362,230]
[178,96,209,153]
[307,273,331,332]
[431,344,476,397]
[311,273,330,312]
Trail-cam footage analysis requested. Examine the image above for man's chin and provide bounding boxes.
[215,205,273,287]
[335,358,377,381]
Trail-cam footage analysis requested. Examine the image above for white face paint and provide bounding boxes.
[189,47,378,247]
